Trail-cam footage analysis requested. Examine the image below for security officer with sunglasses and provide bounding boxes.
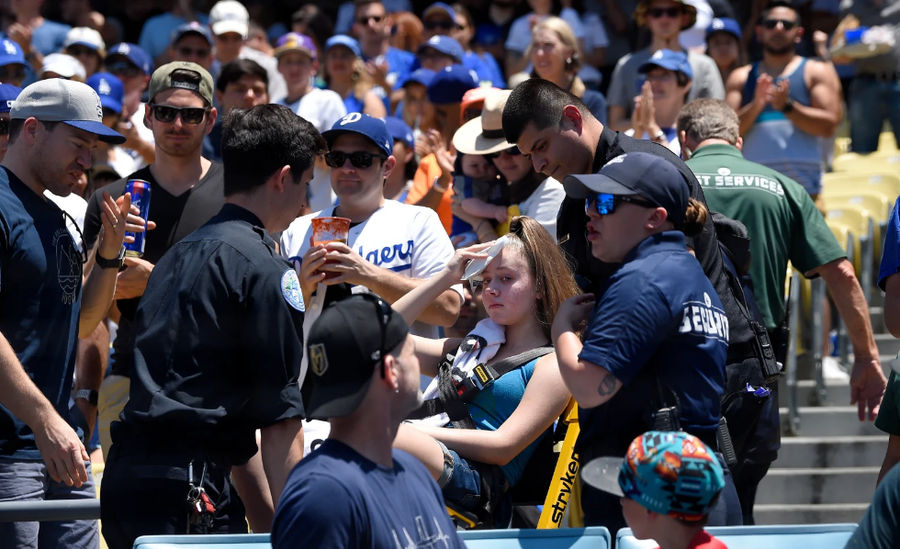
[100,104,324,548]
[81,61,224,464]
[281,112,462,342]
[553,151,738,534]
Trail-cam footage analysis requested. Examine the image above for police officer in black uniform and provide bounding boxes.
[100,104,326,549]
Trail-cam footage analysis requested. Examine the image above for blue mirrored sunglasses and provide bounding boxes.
[585,192,656,215]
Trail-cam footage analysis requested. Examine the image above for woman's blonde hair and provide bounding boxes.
[526,16,588,98]
[505,216,580,338]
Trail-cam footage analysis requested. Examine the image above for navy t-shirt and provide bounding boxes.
[273,439,465,549]
[577,232,728,457]
[0,167,83,459]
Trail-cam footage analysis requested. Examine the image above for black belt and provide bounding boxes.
[859,72,899,82]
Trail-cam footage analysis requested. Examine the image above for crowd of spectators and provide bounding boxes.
[0,0,897,547]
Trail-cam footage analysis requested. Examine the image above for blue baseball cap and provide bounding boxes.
[0,84,21,113]
[426,65,478,105]
[707,17,741,41]
[86,72,124,115]
[638,49,693,79]
[106,43,152,75]
[0,38,25,68]
[171,21,214,46]
[400,68,436,88]
[384,116,414,148]
[423,2,456,21]
[563,151,689,227]
[323,112,393,157]
[582,431,725,522]
[325,34,362,58]
[417,35,464,63]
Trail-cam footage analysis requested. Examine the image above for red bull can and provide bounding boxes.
[124,179,151,257]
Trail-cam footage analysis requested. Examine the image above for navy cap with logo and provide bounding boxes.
[87,72,124,115]
[706,17,741,41]
[304,294,410,419]
[106,43,153,76]
[0,38,25,69]
[323,112,394,157]
[427,64,478,105]
[417,35,464,63]
[638,49,693,80]
[563,151,689,227]
[384,116,414,148]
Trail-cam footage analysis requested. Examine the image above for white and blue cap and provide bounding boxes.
[384,116,414,147]
[86,72,124,115]
[417,35,464,63]
[11,79,126,144]
[106,43,153,75]
[0,84,22,113]
[563,152,689,227]
[323,112,393,157]
[707,17,741,41]
[638,49,693,80]
[0,38,25,68]
[325,34,362,58]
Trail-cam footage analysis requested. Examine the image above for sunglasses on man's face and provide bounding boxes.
[424,19,459,31]
[646,6,682,18]
[150,104,209,124]
[485,146,522,160]
[761,18,798,30]
[585,192,656,215]
[356,14,385,25]
[324,150,387,169]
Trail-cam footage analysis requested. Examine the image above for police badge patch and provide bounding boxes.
[281,269,304,311]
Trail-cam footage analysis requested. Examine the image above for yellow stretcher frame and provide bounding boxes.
[537,400,582,528]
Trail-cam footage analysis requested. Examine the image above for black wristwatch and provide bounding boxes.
[781,98,795,114]
[96,246,125,269]
[73,389,98,406]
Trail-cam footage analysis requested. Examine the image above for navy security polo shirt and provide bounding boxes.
[119,204,305,466]
[577,232,728,457]
[0,167,83,459]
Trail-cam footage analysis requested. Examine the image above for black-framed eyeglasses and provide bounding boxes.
[150,104,210,125]
[761,18,797,30]
[362,293,392,377]
[485,146,522,160]
[646,6,682,18]
[585,192,656,215]
[324,150,387,169]
[356,14,385,25]
[423,20,459,31]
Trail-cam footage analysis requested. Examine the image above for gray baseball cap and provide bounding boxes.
[11,79,125,144]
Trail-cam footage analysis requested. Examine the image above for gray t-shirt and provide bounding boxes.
[606,48,725,116]
[840,0,900,74]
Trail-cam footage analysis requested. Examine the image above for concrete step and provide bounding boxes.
[779,406,884,437]
[774,435,887,468]
[870,305,886,335]
[778,379,852,407]
[753,503,869,525]
[756,466,880,505]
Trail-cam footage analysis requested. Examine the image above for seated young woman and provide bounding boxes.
[391,216,579,525]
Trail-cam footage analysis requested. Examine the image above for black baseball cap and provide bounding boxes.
[304,294,409,419]
[563,152,689,227]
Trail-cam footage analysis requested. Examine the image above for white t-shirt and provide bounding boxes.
[518,177,565,240]
[280,200,463,338]
[278,87,347,133]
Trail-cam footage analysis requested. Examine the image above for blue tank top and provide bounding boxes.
[740,58,823,195]
[467,356,544,486]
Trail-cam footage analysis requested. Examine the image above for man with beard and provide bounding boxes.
[82,62,223,462]
[725,1,841,204]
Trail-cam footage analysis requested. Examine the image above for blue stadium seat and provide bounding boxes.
[459,526,610,548]
[616,523,857,549]
[133,527,613,548]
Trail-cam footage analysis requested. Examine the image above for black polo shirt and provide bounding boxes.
[117,203,305,466]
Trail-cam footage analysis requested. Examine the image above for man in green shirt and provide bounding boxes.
[677,97,886,523]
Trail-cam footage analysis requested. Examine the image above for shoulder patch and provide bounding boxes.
[281,269,304,311]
